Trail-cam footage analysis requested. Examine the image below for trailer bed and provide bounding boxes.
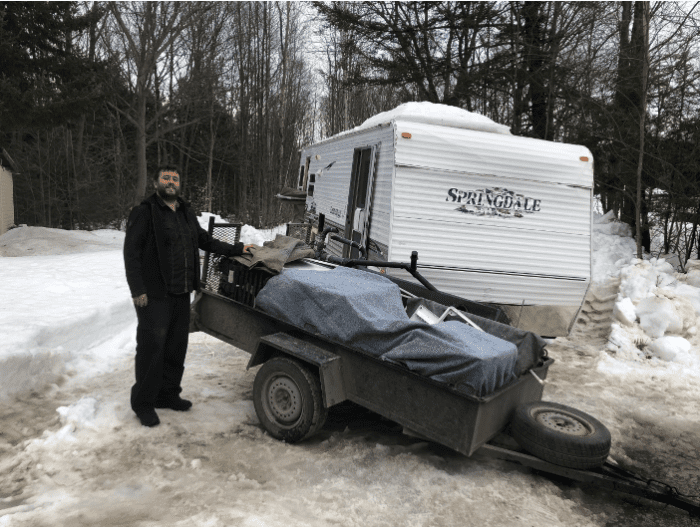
[193,287,551,456]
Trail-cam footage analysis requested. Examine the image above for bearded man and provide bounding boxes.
[123,165,252,427]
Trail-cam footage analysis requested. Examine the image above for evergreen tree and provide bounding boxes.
[0,1,102,130]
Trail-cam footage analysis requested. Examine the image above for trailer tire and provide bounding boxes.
[511,401,611,470]
[253,357,328,443]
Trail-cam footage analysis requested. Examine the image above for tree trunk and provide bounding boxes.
[206,100,215,212]
[135,92,149,204]
[37,131,47,226]
[634,1,650,259]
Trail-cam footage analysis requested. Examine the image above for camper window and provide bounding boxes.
[296,165,305,190]
[297,156,311,191]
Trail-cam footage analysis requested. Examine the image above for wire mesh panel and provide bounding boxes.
[285,222,312,244]
[201,221,243,294]
[218,260,272,307]
[212,224,242,244]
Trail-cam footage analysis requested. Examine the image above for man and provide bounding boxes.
[123,165,252,427]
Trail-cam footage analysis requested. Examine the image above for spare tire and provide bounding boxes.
[511,401,611,470]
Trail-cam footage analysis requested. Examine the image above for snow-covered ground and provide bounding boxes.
[0,212,698,526]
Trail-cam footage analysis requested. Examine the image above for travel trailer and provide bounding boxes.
[296,103,594,337]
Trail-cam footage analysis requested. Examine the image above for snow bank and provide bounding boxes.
[588,211,699,369]
[0,226,124,256]
[606,256,700,365]
[0,248,135,399]
[0,220,283,401]
[591,210,637,283]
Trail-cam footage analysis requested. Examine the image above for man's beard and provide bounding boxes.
[157,185,180,200]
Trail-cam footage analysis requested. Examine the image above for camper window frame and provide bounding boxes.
[297,156,311,191]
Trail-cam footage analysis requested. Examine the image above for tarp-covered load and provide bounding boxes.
[255,266,546,397]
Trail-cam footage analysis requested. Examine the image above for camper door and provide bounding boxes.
[345,146,377,258]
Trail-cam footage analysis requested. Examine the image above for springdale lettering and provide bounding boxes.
[446,187,541,218]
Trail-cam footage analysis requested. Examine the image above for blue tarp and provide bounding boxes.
[255,266,521,397]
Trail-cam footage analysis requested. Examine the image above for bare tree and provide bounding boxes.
[106,1,198,204]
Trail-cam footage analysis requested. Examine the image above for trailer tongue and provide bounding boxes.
[476,443,700,516]
[193,219,700,518]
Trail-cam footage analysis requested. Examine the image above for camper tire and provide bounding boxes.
[511,401,611,470]
[253,357,328,443]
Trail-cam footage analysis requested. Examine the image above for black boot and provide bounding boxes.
[136,408,160,427]
[154,397,192,411]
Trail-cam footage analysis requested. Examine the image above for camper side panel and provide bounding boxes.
[394,121,593,187]
[390,166,591,280]
[388,121,593,336]
[302,125,395,258]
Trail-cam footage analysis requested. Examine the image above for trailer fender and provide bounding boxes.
[248,332,346,408]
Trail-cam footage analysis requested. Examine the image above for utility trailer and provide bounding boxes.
[192,220,700,517]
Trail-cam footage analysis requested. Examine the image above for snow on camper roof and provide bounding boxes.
[356,102,512,135]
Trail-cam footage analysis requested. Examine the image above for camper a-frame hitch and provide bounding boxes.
[311,214,437,291]
[323,240,438,293]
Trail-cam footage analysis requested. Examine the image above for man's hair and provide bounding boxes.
[152,164,181,181]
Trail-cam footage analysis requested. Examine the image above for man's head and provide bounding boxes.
[153,165,181,201]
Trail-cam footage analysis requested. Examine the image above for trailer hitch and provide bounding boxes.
[476,443,700,517]
[309,214,437,291]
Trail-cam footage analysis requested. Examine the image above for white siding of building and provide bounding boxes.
[0,166,13,236]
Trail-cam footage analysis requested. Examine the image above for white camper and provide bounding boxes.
[297,102,593,337]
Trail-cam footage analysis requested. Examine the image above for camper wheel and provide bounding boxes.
[511,401,611,469]
[253,357,328,443]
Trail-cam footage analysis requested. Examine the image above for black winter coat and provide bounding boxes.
[123,193,244,299]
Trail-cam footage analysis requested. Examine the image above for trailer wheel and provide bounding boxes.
[253,357,328,443]
[511,401,611,470]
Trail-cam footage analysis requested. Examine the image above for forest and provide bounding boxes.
[1,1,699,265]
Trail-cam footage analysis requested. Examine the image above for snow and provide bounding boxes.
[591,210,637,283]
[0,210,698,525]
[354,102,513,135]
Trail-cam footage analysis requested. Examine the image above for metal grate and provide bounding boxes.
[218,259,272,307]
[199,219,273,306]
[201,220,243,294]
[285,222,312,244]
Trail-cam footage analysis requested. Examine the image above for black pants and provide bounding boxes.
[131,293,191,413]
